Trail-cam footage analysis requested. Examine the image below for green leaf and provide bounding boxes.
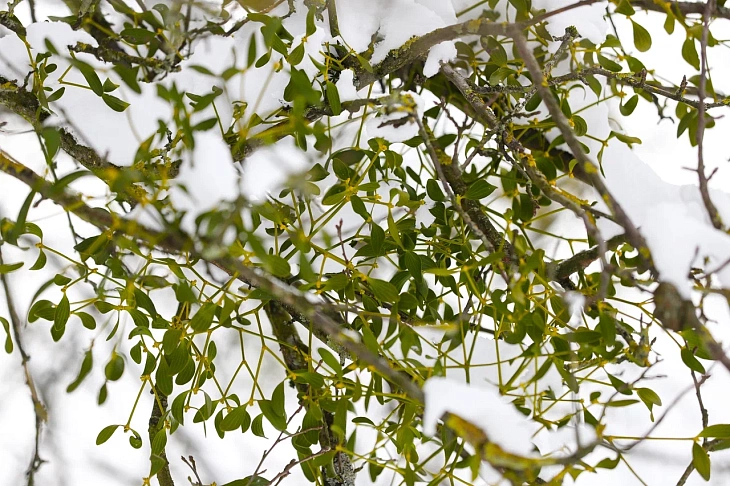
[53,274,72,286]
[271,381,286,417]
[263,255,291,278]
[53,294,70,335]
[682,38,700,70]
[102,94,130,112]
[692,442,711,480]
[76,311,96,330]
[251,413,267,438]
[0,316,13,353]
[571,115,588,136]
[615,0,635,15]
[404,251,422,278]
[28,299,56,322]
[356,54,373,73]
[151,429,167,455]
[193,118,218,131]
[636,387,662,406]
[96,424,119,445]
[664,12,675,35]
[605,399,639,407]
[305,8,317,36]
[7,190,35,245]
[426,179,445,202]
[619,94,639,116]
[0,261,23,274]
[370,223,385,255]
[318,348,342,375]
[29,250,45,271]
[326,81,342,116]
[368,278,399,303]
[129,431,143,449]
[247,33,258,67]
[221,406,250,432]
[46,87,65,103]
[464,179,496,200]
[121,27,156,44]
[288,42,305,65]
[259,399,287,431]
[631,21,652,52]
[699,424,730,438]
[189,302,217,333]
[222,477,270,486]
[387,212,402,249]
[597,55,622,72]
[681,347,706,374]
[42,127,61,159]
[105,352,125,381]
[480,36,507,67]
[68,349,93,392]
[150,454,167,477]
[73,60,104,96]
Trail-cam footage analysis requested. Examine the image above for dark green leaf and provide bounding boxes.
[96,424,119,445]
[102,94,130,112]
[619,94,639,116]
[368,278,399,303]
[597,55,622,72]
[326,81,342,116]
[190,303,217,333]
[464,180,496,200]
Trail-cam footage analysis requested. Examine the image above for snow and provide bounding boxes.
[168,131,241,236]
[533,0,609,44]
[564,292,585,327]
[335,0,457,66]
[335,70,365,101]
[240,137,310,201]
[539,45,730,298]
[422,376,538,457]
[423,41,457,77]
[597,142,730,298]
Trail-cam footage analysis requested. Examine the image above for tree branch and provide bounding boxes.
[695,0,724,230]
[148,386,174,486]
[631,0,730,20]
[0,246,47,485]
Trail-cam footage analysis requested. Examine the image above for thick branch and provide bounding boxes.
[264,302,355,486]
[0,75,147,203]
[549,234,627,281]
[68,42,179,75]
[353,19,508,89]
[148,386,174,486]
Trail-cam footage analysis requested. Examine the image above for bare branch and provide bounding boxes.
[696,0,724,230]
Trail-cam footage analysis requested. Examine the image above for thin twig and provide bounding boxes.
[0,246,47,485]
[696,0,724,230]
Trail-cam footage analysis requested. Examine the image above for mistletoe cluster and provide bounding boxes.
[1,1,730,485]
